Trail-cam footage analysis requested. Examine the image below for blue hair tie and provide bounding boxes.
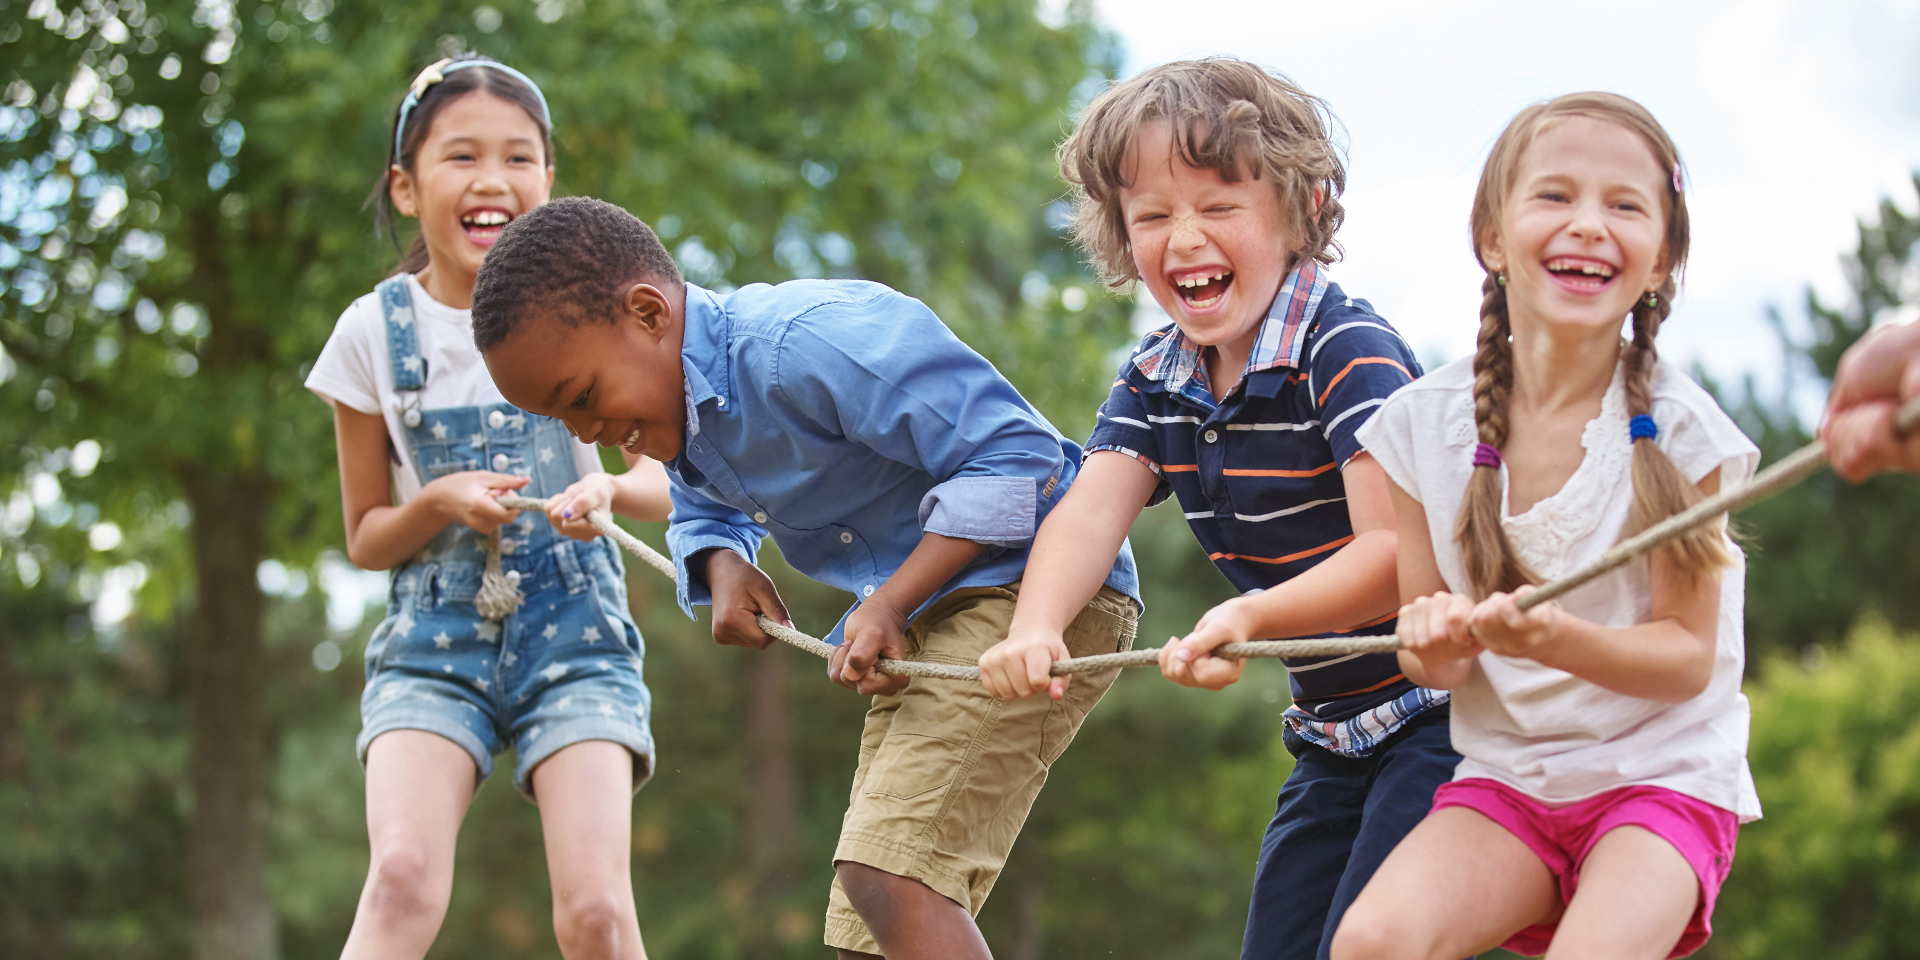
[1629,414,1658,441]
[393,58,551,159]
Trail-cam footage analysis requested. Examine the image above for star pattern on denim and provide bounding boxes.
[433,631,452,649]
[582,626,601,645]
[475,620,500,642]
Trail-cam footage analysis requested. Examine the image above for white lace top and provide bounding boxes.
[1357,354,1762,821]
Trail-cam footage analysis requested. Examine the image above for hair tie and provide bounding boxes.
[1672,162,1684,194]
[1472,443,1503,470]
[1629,414,1658,442]
[393,58,551,159]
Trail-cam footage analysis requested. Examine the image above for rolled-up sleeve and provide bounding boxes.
[664,479,767,616]
[772,290,1064,548]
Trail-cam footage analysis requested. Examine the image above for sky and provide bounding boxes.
[1092,0,1920,392]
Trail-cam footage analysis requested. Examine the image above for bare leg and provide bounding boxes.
[1331,806,1562,960]
[534,740,648,960]
[1543,826,1698,960]
[833,861,991,960]
[340,730,477,960]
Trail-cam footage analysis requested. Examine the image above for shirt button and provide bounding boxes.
[863,584,875,597]
[487,410,506,429]
[753,512,769,524]
[1204,429,1219,443]
[492,453,510,470]
[840,531,853,543]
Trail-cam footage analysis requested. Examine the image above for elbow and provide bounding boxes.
[344,543,392,573]
[1657,658,1715,703]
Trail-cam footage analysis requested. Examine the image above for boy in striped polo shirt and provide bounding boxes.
[979,60,1457,960]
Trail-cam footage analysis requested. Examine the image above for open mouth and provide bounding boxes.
[460,207,514,245]
[1173,269,1234,310]
[617,424,642,452]
[1543,256,1616,292]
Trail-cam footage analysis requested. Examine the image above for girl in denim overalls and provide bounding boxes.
[304,56,666,959]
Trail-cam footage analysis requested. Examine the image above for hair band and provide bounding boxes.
[1472,443,1503,470]
[1629,414,1658,441]
[393,58,551,159]
[1671,162,1684,194]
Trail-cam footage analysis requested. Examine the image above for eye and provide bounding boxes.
[1131,212,1167,226]
[449,151,476,163]
[1205,204,1237,214]
[1537,190,1569,203]
[569,385,593,409]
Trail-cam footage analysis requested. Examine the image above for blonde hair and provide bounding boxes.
[1458,91,1731,598]
[1058,58,1346,286]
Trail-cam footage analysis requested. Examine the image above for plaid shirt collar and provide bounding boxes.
[1131,258,1330,394]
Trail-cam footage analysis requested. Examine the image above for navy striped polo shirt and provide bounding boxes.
[1085,260,1445,757]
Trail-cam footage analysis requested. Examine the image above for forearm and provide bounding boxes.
[1530,614,1714,702]
[1237,529,1399,639]
[1005,491,1136,637]
[609,458,672,522]
[866,532,986,619]
[345,495,453,571]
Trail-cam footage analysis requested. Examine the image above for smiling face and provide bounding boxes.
[389,91,553,306]
[1481,116,1670,341]
[1118,121,1298,364]
[483,282,691,462]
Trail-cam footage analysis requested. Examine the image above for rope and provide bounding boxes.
[491,395,1919,682]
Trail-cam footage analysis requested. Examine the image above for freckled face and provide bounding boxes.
[1484,116,1670,340]
[1118,120,1297,355]
[484,298,688,463]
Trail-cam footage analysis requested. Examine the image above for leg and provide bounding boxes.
[533,740,647,960]
[1242,737,1367,960]
[1329,807,1560,960]
[340,730,477,960]
[833,862,991,960]
[1317,713,1462,960]
[1542,827,1698,960]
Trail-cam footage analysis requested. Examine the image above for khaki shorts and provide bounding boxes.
[823,581,1138,954]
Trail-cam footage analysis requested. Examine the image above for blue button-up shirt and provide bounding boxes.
[665,280,1140,643]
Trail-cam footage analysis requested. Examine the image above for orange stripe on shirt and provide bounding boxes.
[1162,463,1200,473]
[1317,357,1413,406]
[1321,672,1408,698]
[1222,462,1337,478]
[1208,534,1353,565]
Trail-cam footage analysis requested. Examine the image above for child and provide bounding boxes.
[977,58,1455,960]
[1331,93,1761,960]
[304,57,670,960]
[469,196,1141,960]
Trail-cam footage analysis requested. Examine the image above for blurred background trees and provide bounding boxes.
[2,0,1918,958]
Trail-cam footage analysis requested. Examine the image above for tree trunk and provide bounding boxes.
[744,640,798,956]
[1004,840,1045,960]
[184,468,277,960]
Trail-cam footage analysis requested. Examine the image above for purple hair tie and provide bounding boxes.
[1472,443,1503,469]
[1630,414,1658,441]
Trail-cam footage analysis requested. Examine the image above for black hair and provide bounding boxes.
[368,53,554,277]
[471,197,685,352]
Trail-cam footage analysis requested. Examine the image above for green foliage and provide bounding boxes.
[1702,619,1920,960]
[1710,177,1920,658]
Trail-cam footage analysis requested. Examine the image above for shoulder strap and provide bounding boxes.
[377,275,427,392]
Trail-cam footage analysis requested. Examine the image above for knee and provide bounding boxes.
[836,863,904,932]
[364,844,447,923]
[1329,904,1416,960]
[553,889,629,959]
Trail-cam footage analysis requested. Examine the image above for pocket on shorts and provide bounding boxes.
[860,733,955,802]
[1039,590,1136,765]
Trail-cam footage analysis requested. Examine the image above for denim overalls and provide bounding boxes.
[356,275,655,797]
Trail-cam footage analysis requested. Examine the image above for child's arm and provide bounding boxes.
[1466,469,1725,703]
[543,451,673,540]
[1388,476,1483,690]
[978,451,1160,700]
[332,404,528,571]
[831,532,987,696]
[1160,453,1401,690]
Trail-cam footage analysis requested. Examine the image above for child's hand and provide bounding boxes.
[544,472,619,542]
[831,600,913,697]
[424,471,530,534]
[701,549,792,650]
[1468,586,1560,659]
[979,627,1073,700]
[1396,592,1483,666]
[1160,597,1252,691]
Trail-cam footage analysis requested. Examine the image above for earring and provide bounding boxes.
[1645,290,1658,308]
[1495,272,1507,287]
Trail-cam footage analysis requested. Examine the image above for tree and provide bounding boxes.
[1,0,1129,956]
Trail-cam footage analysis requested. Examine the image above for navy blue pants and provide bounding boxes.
[1241,707,1463,960]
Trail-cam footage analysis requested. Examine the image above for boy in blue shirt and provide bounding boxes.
[472,197,1140,960]
[978,60,1458,960]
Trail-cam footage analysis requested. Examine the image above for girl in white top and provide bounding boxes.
[305,56,668,960]
[1331,94,1759,960]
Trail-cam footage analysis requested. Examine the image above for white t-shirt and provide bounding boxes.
[1357,353,1763,822]
[304,274,603,503]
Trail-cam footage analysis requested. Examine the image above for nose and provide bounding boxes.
[1168,212,1206,254]
[1566,197,1608,243]
[560,414,599,444]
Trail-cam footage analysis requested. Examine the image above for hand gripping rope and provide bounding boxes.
[493,397,1920,684]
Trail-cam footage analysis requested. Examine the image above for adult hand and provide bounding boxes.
[424,471,529,534]
[1467,586,1560,659]
[830,599,913,697]
[542,471,619,542]
[701,549,791,650]
[979,626,1072,700]
[1161,597,1253,691]
[1824,321,1920,480]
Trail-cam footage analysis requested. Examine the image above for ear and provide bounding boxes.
[389,165,418,218]
[542,164,556,198]
[1311,186,1323,218]
[622,281,676,336]
[1478,232,1506,275]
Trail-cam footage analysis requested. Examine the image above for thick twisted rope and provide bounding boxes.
[494,397,1918,682]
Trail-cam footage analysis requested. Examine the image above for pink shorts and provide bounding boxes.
[1431,778,1739,958]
